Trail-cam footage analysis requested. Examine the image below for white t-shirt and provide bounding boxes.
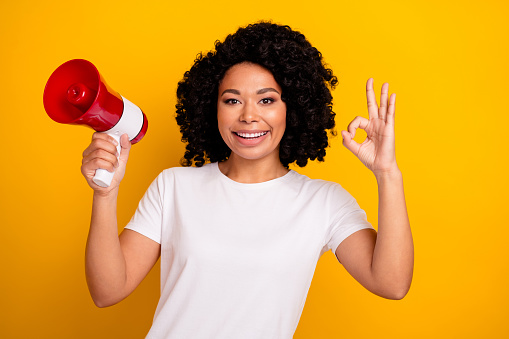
[125,162,373,339]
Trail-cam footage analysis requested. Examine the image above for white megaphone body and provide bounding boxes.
[43,59,148,187]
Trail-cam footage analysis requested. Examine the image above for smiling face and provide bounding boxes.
[217,62,287,164]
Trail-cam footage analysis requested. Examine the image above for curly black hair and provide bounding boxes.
[175,21,338,168]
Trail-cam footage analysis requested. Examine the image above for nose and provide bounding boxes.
[240,100,259,123]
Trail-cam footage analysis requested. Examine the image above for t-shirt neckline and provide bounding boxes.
[212,162,296,188]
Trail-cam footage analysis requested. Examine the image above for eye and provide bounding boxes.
[260,98,275,105]
[224,98,240,105]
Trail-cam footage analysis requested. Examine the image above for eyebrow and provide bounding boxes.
[257,88,280,95]
[220,88,280,96]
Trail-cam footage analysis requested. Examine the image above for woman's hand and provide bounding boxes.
[81,132,131,194]
[342,78,398,177]
[338,79,413,299]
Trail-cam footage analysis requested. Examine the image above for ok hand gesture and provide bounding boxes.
[341,78,399,176]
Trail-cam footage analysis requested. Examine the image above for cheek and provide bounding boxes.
[217,107,230,130]
[217,111,233,145]
[276,118,286,136]
[274,105,287,134]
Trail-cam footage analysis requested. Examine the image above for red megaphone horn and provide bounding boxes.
[43,59,148,187]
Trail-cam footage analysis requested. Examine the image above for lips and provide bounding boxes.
[234,131,269,139]
[231,130,270,146]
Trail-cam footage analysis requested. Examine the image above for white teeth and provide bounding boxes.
[235,131,268,139]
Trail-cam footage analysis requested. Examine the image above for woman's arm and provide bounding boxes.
[335,79,413,299]
[82,133,160,307]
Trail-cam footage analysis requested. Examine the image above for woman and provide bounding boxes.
[82,22,413,338]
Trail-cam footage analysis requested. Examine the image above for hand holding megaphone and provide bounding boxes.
[81,132,131,190]
[43,59,148,187]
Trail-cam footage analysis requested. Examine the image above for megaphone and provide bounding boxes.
[43,59,148,187]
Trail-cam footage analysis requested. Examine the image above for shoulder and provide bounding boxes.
[289,170,352,200]
[152,163,218,191]
[286,171,364,217]
[142,164,217,201]
[157,162,216,180]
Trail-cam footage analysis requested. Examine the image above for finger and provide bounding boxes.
[347,116,370,138]
[379,82,389,120]
[341,130,361,156]
[366,78,378,120]
[387,93,396,126]
[118,134,132,164]
[81,157,118,179]
[82,136,119,158]
[82,148,119,168]
[341,131,361,156]
[91,132,119,146]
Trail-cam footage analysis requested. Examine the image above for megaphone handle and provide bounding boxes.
[92,133,121,188]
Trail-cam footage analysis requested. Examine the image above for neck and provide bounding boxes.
[218,153,289,184]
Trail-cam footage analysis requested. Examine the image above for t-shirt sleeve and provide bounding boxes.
[324,186,374,257]
[124,171,167,244]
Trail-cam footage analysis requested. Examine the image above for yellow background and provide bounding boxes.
[1,0,508,338]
